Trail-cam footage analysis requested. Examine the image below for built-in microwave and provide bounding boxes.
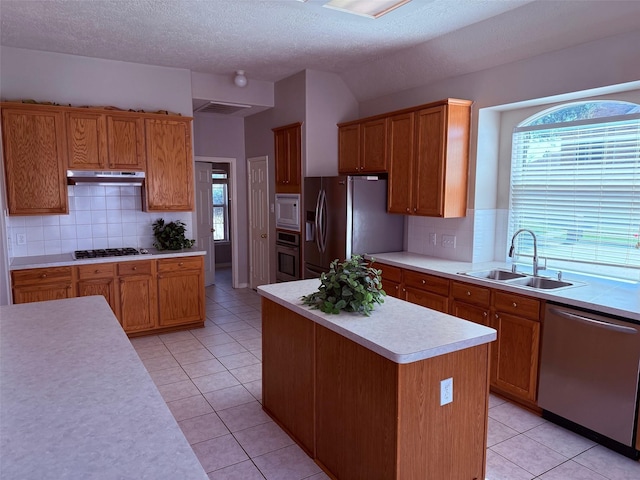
[275,193,301,232]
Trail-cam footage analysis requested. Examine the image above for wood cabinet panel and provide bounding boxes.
[402,269,450,296]
[397,344,489,480]
[144,118,194,211]
[494,290,541,320]
[274,123,301,193]
[77,263,119,317]
[451,280,491,307]
[77,263,116,280]
[360,118,387,173]
[490,312,540,402]
[387,112,415,214]
[157,257,204,327]
[119,274,157,333]
[11,266,74,304]
[337,123,360,174]
[405,287,449,313]
[262,299,315,455]
[117,260,152,276]
[414,105,446,216]
[106,115,145,170]
[1,105,68,215]
[66,111,107,170]
[315,324,398,479]
[451,300,490,326]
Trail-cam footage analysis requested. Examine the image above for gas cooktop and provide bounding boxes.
[73,248,141,260]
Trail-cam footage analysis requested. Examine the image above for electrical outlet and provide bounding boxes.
[440,377,453,406]
[16,233,26,245]
[429,233,437,246]
[442,234,456,248]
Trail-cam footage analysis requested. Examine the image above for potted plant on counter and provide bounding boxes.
[152,218,195,250]
[301,255,386,316]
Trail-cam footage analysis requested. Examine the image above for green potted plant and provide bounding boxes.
[301,255,386,316]
[152,218,195,250]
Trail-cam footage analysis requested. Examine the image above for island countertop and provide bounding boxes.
[258,279,496,364]
[0,296,208,480]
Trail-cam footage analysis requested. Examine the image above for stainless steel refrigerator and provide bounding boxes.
[303,175,404,278]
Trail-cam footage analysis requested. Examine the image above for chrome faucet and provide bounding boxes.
[509,229,546,276]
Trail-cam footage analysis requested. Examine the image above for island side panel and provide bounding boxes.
[397,343,490,480]
[261,298,316,456]
[315,324,399,480]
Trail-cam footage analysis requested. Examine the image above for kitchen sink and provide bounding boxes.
[460,269,586,291]
[462,269,527,281]
[508,276,575,290]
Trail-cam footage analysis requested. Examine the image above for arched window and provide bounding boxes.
[509,100,640,277]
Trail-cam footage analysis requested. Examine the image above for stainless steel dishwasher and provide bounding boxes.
[539,303,640,459]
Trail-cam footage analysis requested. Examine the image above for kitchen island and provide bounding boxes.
[0,296,208,480]
[258,279,497,480]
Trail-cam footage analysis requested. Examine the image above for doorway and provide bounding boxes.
[194,156,240,288]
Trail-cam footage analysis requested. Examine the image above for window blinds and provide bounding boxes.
[509,114,640,270]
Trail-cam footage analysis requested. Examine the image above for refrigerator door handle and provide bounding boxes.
[314,189,323,252]
[318,189,328,253]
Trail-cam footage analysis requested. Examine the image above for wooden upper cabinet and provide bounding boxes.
[338,118,387,174]
[144,117,194,211]
[66,111,145,171]
[387,112,415,214]
[274,123,301,193]
[66,111,108,170]
[106,114,145,170]
[1,104,69,215]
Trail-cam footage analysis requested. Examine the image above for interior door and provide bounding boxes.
[195,162,215,286]
[248,156,269,289]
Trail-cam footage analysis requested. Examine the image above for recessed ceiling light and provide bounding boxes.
[323,0,411,18]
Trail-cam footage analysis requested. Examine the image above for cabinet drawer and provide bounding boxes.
[403,270,449,296]
[77,263,116,280]
[117,260,153,276]
[451,281,491,307]
[376,263,401,283]
[157,256,202,273]
[493,291,541,320]
[12,267,73,286]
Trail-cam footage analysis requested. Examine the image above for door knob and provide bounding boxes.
[211,228,214,233]
[261,233,267,238]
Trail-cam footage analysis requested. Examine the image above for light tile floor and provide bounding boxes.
[130,268,640,480]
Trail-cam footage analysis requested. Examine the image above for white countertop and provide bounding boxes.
[368,252,640,322]
[258,278,496,364]
[0,296,208,480]
[9,248,206,270]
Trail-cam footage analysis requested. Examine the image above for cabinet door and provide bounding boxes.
[387,112,415,214]
[1,106,68,215]
[107,115,145,170]
[157,269,204,326]
[414,106,446,216]
[490,312,540,402]
[119,275,158,332]
[13,283,73,304]
[360,118,387,173]
[66,111,107,170]
[338,124,360,174]
[405,287,449,313]
[78,278,119,317]
[451,300,489,326]
[144,118,194,211]
[274,128,289,187]
[274,123,301,193]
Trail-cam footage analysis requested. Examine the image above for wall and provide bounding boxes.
[0,47,195,304]
[357,30,640,263]
[193,117,246,275]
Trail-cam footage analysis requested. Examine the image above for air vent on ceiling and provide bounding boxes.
[194,101,251,115]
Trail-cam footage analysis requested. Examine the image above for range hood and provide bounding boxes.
[67,170,145,186]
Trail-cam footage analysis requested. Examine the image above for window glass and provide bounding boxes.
[212,170,229,242]
[509,100,640,279]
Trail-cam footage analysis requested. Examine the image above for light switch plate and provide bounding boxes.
[429,233,437,246]
[442,234,456,248]
[440,377,453,406]
[16,233,26,245]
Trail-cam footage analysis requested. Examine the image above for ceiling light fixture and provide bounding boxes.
[323,0,411,18]
[234,70,247,87]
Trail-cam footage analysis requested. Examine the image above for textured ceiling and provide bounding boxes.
[1,0,639,104]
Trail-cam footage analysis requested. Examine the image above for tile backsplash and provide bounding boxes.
[6,185,192,258]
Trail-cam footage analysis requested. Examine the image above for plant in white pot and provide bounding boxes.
[152,218,195,250]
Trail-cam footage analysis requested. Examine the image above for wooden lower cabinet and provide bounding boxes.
[77,263,119,318]
[378,264,450,313]
[118,260,158,333]
[11,267,75,304]
[157,257,205,327]
[262,298,489,480]
[261,299,315,455]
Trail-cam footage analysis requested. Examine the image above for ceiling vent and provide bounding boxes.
[194,101,251,115]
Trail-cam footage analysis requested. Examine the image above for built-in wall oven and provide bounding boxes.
[276,230,300,282]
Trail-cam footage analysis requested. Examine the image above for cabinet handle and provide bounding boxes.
[413,208,417,212]
[466,291,471,296]
[421,279,426,284]
[512,302,517,308]
[483,311,488,317]
[132,267,137,271]
[495,313,499,319]
[41,274,47,278]
[178,262,184,266]
[406,207,410,212]
[95,269,100,274]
